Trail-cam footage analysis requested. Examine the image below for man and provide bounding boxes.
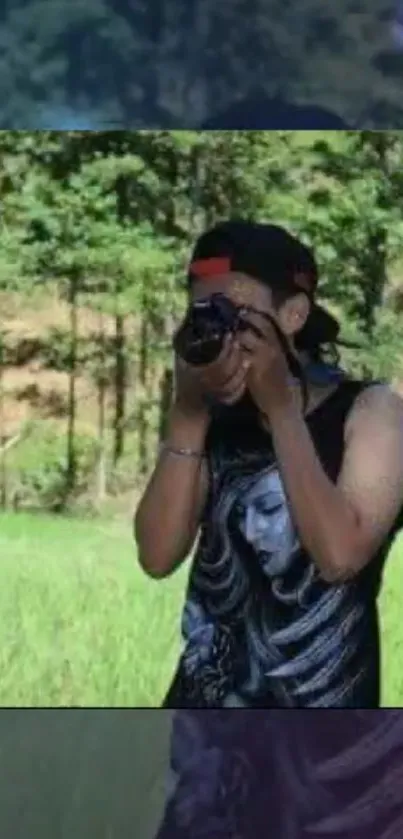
[135,220,403,708]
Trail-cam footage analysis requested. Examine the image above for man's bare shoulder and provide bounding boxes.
[345,382,403,439]
[337,382,403,573]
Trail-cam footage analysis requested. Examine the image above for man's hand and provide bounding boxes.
[238,312,294,417]
[175,334,250,413]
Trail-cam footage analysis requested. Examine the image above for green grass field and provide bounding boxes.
[0,511,402,707]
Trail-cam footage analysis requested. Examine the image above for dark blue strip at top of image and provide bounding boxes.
[1,1,403,129]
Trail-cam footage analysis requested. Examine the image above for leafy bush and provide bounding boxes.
[41,328,74,372]
[339,306,403,381]
[9,422,98,511]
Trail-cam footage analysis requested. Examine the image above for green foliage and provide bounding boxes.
[9,423,98,510]
[358,308,403,380]
[41,328,73,372]
[282,133,403,334]
[337,307,403,381]
[1,128,403,511]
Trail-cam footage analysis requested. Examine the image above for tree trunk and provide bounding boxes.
[138,309,149,477]
[96,310,107,504]
[362,228,387,337]
[113,312,126,464]
[113,175,129,465]
[66,273,78,494]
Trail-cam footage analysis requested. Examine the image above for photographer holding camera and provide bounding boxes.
[135,220,403,709]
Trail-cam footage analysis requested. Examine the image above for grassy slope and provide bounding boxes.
[0,512,185,706]
[0,511,402,707]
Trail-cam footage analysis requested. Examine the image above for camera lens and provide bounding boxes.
[174,325,225,366]
[173,294,236,366]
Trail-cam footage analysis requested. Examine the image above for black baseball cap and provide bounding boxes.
[187,220,340,345]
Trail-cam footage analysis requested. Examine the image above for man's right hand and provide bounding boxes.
[174,335,250,416]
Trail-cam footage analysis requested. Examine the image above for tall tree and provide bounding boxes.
[293,132,403,336]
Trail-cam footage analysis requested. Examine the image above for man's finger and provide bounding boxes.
[220,380,247,405]
[239,331,261,355]
[216,332,235,363]
[219,359,250,397]
[201,340,242,386]
[199,333,235,376]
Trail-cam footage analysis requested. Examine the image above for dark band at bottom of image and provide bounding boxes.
[0,708,400,839]
[154,708,403,839]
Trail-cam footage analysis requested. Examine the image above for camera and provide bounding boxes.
[173,292,307,412]
[173,293,256,366]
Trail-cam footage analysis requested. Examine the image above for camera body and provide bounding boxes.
[173,293,253,366]
[173,292,309,413]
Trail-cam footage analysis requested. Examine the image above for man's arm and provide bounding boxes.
[134,405,209,578]
[268,384,403,582]
[135,336,250,578]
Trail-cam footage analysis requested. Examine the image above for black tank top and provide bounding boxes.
[164,380,401,708]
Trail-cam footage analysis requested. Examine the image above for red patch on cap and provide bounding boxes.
[190,257,231,278]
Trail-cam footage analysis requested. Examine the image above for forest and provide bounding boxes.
[1,1,403,128]
[1,129,403,515]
